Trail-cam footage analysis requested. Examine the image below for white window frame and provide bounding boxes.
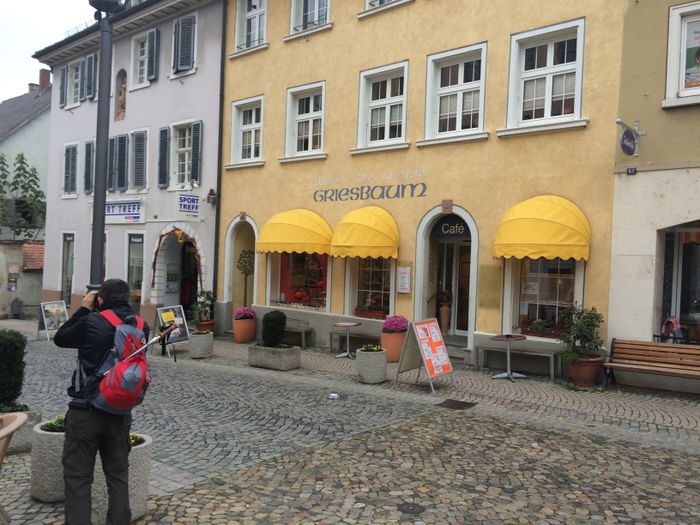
[171,121,193,188]
[284,81,326,159]
[230,95,264,166]
[355,61,409,151]
[358,0,414,20]
[422,43,487,144]
[67,61,81,108]
[502,257,585,338]
[131,32,149,89]
[344,257,396,317]
[128,128,149,192]
[664,1,700,108]
[289,0,331,35]
[504,19,586,132]
[234,0,267,53]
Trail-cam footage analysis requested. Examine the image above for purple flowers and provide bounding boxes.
[234,307,256,320]
[382,315,409,333]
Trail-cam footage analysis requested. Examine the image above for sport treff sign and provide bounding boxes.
[395,318,453,394]
[105,200,144,224]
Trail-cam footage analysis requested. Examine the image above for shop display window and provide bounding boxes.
[354,257,391,319]
[274,252,328,309]
[518,257,575,337]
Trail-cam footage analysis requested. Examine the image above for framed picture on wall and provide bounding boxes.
[156,304,190,344]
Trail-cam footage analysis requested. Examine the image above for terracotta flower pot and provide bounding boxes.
[380,331,407,363]
[233,318,256,343]
[568,356,603,387]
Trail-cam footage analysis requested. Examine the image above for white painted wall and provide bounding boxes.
[608,168,700,342]
[42,1,222,305]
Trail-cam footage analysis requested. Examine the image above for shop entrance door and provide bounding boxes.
[180,241,198,318]
[437,238,471,336]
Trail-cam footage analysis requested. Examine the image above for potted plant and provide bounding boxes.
[559,304,605,387]
[0,328,41,454]
[233,306,256,344]
[188,329,214,358]
[193,289,215,332]
[248,310,300,371]
[380,315,409,363]
[356,344,387,384]
[30,414,152,523]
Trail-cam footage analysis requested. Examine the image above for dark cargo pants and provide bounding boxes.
[62,405,132,525]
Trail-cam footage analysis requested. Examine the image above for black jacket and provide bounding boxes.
[54,303,149,398]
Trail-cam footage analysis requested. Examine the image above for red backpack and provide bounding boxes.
[90,310,151,415]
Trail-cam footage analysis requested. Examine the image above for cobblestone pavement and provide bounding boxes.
[1,336,698,524]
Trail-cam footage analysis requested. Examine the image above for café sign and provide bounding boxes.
[105,199,144,224]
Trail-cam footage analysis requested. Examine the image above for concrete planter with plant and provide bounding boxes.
[248,310,300,370]
[356,344,387,384]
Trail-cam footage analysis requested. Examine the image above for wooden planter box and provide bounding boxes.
[248,344,300,371]
[354,308,386,320]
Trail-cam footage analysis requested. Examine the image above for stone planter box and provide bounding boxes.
[248,344,300,371]
[356,349,387,384]
[7,407,41,455]
[30,422,151,523]
[188,331,214,359]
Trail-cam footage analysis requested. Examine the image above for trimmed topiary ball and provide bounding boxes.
[262,310,287,347]
[0,329,27,406]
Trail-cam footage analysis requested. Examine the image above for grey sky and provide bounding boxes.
[0,1,96,101]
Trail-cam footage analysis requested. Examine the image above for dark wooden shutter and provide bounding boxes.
[84,141,94,193]
[190,121,202,185]
[133,131,147,189]
[86,54,97,99]
[174,16,195,72]
[59,66,68,107]
[79,58,87,101]
[147,29,160,81]
[64,145,77,194]
[107,137,116,191]
[116,135,129,191]
[158,127,169,188]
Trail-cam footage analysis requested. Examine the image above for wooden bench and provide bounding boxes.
[476,345,563,380]
[603,339,700,386]
[329,330,378,353]
[283,318,314,349]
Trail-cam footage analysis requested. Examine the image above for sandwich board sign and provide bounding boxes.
[395,318,453,394]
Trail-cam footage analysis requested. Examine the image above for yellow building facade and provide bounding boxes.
[216,0,624,366]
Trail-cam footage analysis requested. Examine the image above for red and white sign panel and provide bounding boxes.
[413,319,453,377]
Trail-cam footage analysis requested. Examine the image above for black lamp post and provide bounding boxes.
[87,0,124,290]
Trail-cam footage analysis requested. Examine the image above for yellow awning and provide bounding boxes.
[256,209,333,255]
[330,206,400,259]
[493,195,591,261]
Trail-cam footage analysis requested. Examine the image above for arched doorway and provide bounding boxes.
[415,205,479,354]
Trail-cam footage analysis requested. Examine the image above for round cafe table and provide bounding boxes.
[490,334,527,382]
[334,321,361,359]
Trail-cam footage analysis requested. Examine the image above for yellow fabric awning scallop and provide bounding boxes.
[493,195,591,261]
[256,209,333,255]
[330,206,400,259]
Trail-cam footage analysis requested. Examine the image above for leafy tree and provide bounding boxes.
[0,153,46,240]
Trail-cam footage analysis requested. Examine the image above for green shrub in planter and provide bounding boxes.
[0,329,27,409]
[262,310,286,347]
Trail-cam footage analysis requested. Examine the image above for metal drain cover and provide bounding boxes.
[436,398,477,410]
[397,502,426,515]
